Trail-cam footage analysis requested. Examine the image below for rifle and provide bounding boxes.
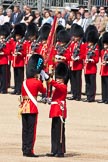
[103,53,108,61]
[73,39,82,59]
[56,40,71,56]
[16,32,27,52]
[87,43,97,60]
[0,29,14,50]
[31,36,40,52]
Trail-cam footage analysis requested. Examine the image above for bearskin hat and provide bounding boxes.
[0,24,10,37]
[42,23,51,28]
[4,22,13,33]
[55,62,69,84]
[70,23,80,37]
[40,23,51,41]
[26,54,44,78]
[26,23,38,38]
[84,25,98,42]
[102,32,108,44]
[86,30,99,44]
[72,24,84,38]
[85,25,97,35]
[57,29,71,44]
[56,25,65,35]
[14,23,27,37]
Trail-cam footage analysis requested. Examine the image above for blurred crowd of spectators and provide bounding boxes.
[0,4,108,37]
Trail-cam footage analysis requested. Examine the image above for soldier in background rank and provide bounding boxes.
[11,23,26,95]
[98,32,108,104]
[55,29,71,65]
[0,24,11,93]
[83,29,99,102]
[67,24,85,101]
[24,23,39,65]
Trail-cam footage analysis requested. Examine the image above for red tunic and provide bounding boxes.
[100,49,108,76]
[23,40,31,65]
[69,41,85,71]
[49,80,67,118]
[84,43,99,74]
[11,40,25,67]
[24,40,41,65]
[8,38,14,61]
[54,42,71,65]
[21,78,46,114]
[0,41,11,65]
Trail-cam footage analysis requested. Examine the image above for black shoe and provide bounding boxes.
[55,153,64,157]
[23,153,39,157]
[10,91,16,95]
[83,99,95,102]
[0,91,7,94]
[46,153,56,157]
[82,99,88,102]
[76,98,81,101]
[97,100,105,103]
[88,99,95,102]
[67,96,76,100]
[16,92,21,95]
[104,101,108,104]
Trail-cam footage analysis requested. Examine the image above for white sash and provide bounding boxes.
[23,80,37,107]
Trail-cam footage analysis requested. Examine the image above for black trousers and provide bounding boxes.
[51,117,66,155]
[7,61,11,88]
[101,76,108,102]
[14,67,24,93]
[70,70,82,99]
[0,64,8,92]
[85,74,96,101]
[68,68,73,94]
[22,114,37,154]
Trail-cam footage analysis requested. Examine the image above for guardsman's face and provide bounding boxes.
[104,43,108,50]
[28,35,36,41]
[15,34,22,41]
[0,35,5,42]
[74,37,80,42]
[88,42,94,47]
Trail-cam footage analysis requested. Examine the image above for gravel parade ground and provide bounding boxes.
[0,68,108,162]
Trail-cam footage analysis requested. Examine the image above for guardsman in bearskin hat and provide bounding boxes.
[3,22,14,88]
[98,32,108,104]
[55,29,71,65]
[67,24,85,101]
[18,54,46,157]
[36,23,51,103]
[83,29,99,102]
[0,24,11,93]
[24,23,39,65]
[84,24,98,43]
[46,62,69,158]
[55,24,65,39]
[39,23,51,63]
[11,23,27,95]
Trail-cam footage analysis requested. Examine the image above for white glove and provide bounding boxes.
[40,70,49,81]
